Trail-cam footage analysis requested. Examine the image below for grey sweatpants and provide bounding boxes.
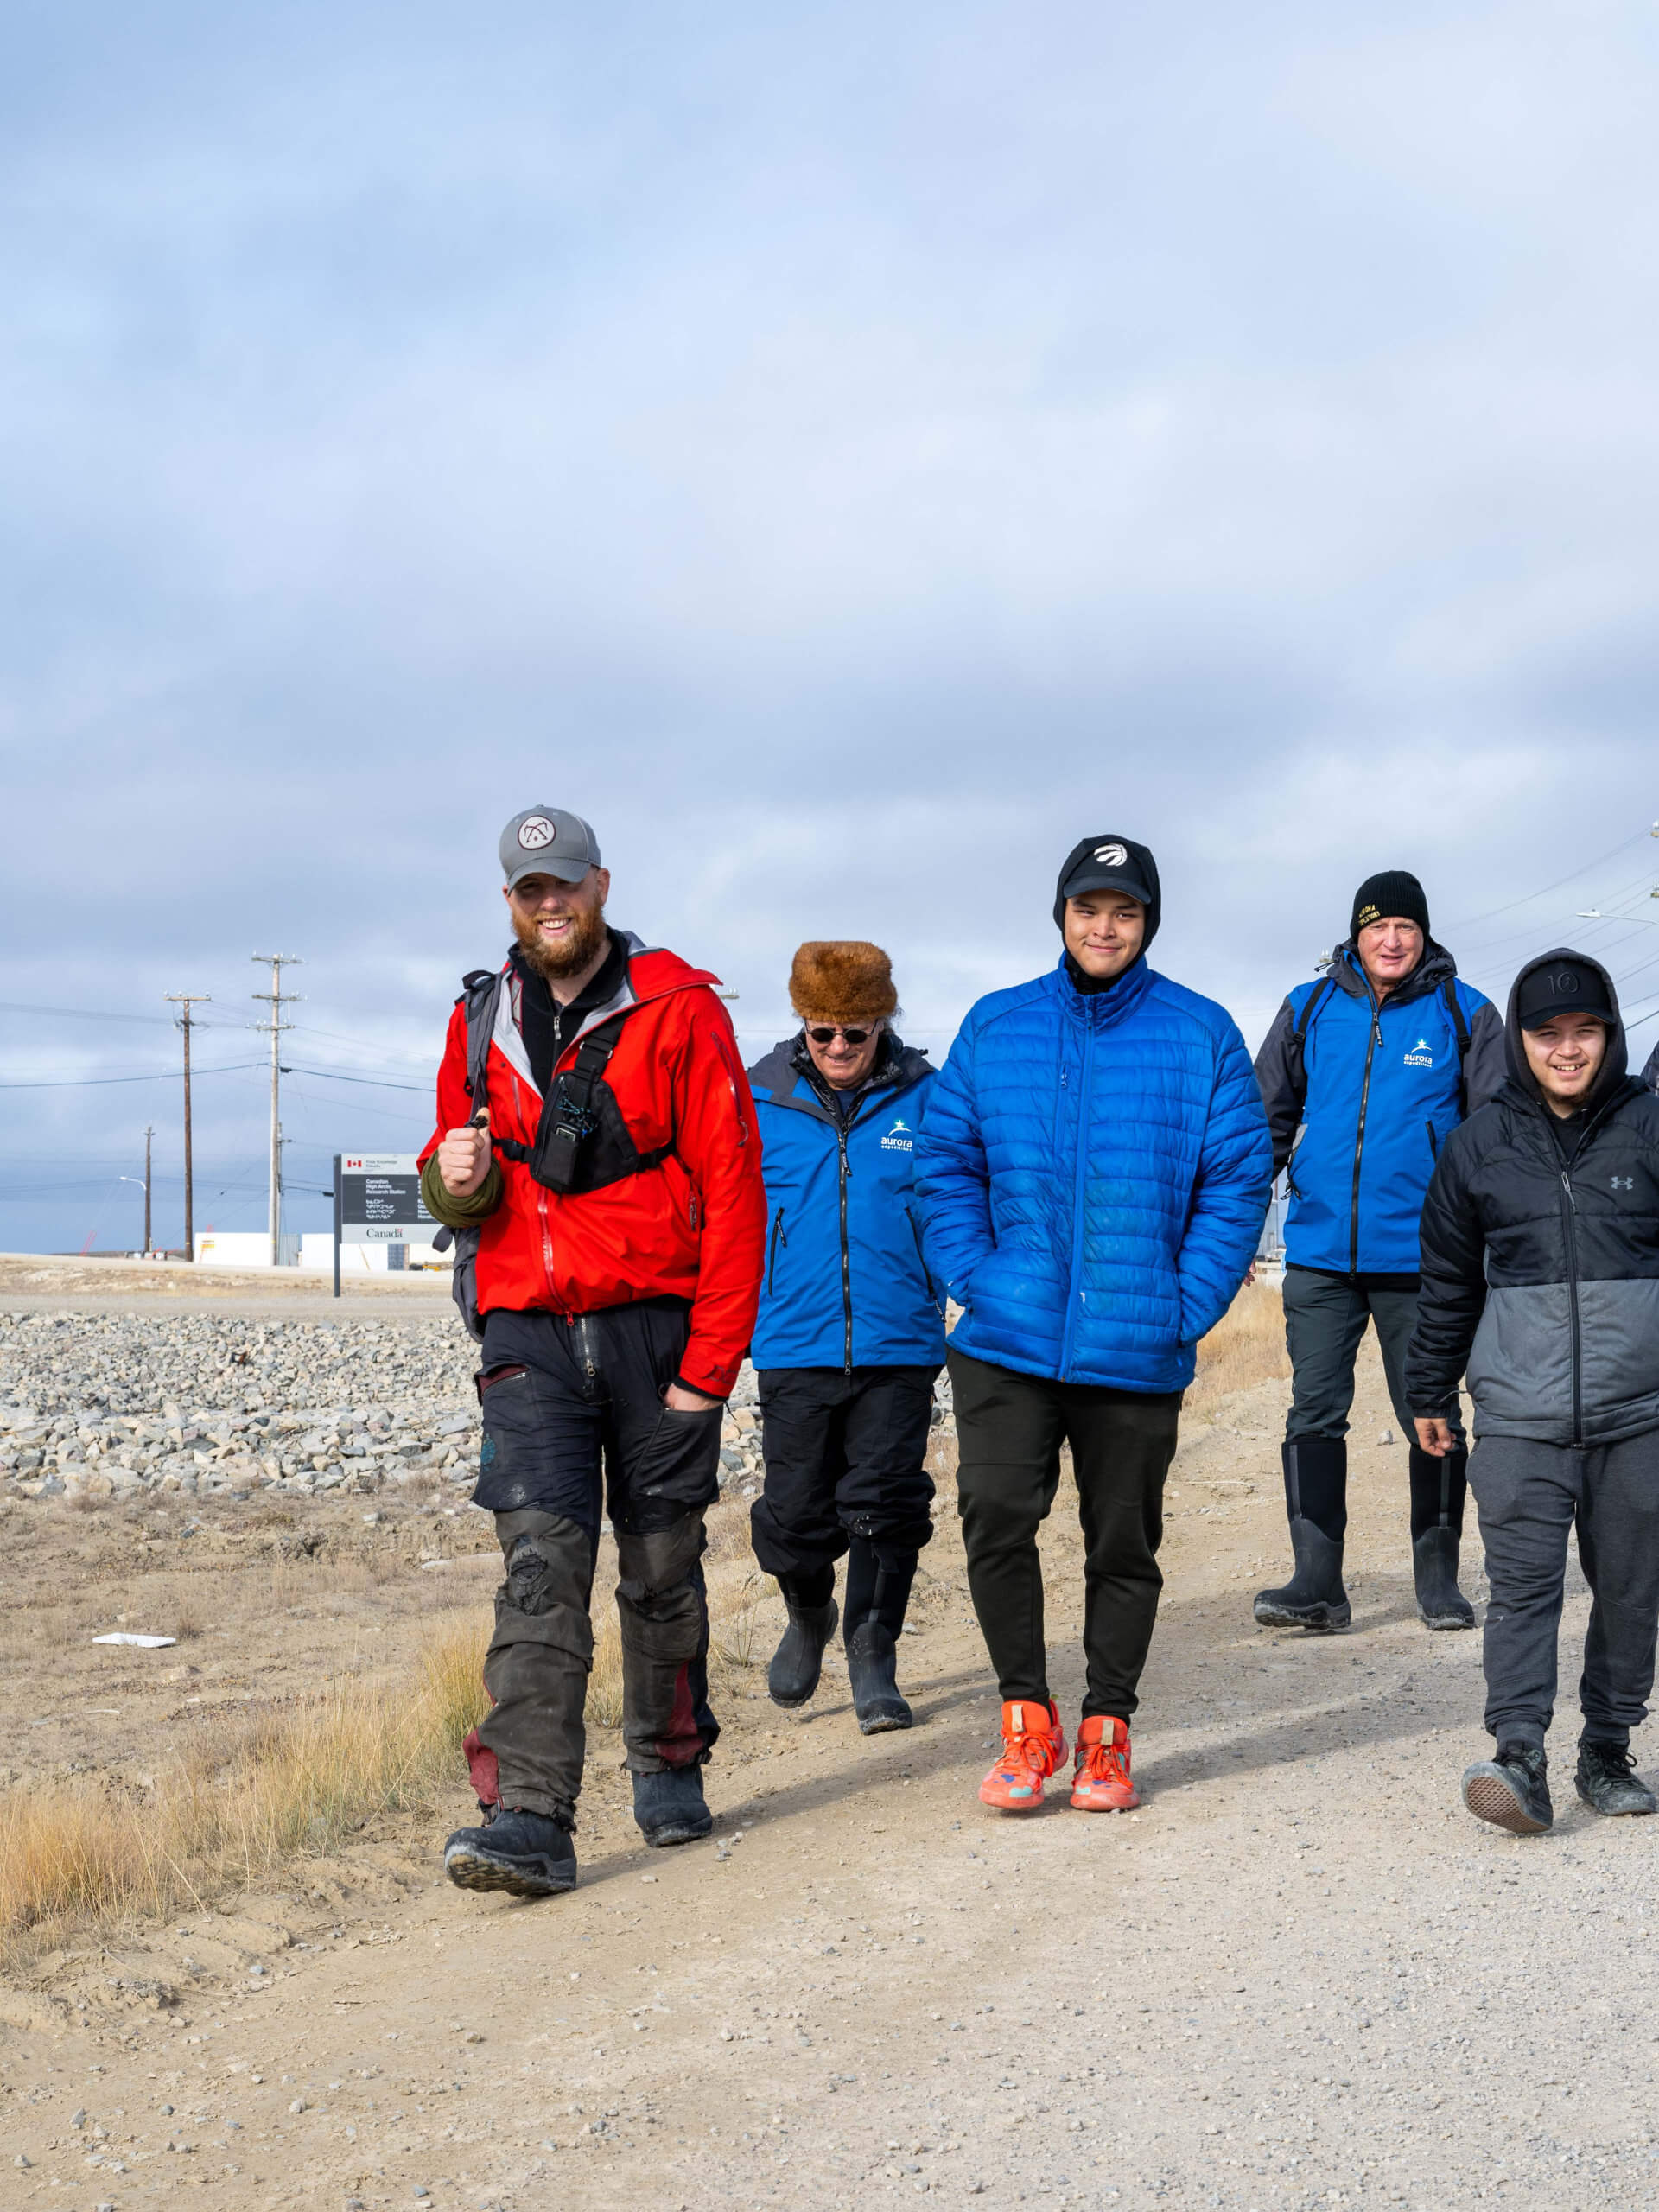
[1469,1429,1659,1750]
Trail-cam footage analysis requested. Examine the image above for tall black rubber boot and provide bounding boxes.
[843,1537,917,1732]
[1254,1438,1351,1631]
[767,1567,839,1708]
[1408,1445,1473,1630]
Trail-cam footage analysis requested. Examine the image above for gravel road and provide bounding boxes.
[3,1337,1650,2209]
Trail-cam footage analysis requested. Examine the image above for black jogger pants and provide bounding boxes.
[949,1348,1181,1725]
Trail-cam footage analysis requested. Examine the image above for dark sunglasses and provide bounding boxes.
[808,1025,873,1046]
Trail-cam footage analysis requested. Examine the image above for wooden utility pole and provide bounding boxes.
[165,995,210,1258]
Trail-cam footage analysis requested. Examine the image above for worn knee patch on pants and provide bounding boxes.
[614,1511,718,1774]
[477,1510,595,1824]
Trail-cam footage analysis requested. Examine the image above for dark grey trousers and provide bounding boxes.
[1469,1429,1659,1750]
[1283,1267,1465,1444]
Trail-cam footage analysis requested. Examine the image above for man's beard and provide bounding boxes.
[512,898,610,982]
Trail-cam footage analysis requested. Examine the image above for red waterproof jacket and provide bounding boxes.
[420,943,766,1399]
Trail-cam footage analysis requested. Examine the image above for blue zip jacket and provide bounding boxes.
[1254,944,1504,1275]
[747,1036,945,1370]
[913,956,1272,1392]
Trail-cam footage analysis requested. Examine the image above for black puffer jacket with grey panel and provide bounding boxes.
[1406,950,1659,1446]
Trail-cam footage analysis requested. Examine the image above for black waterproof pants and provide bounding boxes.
[1470,1429,1659,1751]
[748,1364,940,1582]
[1283,1265,1465,1446]
[949,1348,1181,1725]
[467,1300,723,1828]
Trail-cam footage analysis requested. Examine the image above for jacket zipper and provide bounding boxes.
[767,1207,787,1294]
[1426,1118,1439,1161]
[1060,1018,1093,1379]
[837,1123,854,1375]
[1349,1002,1382,1274]
[1560,1168,1582,1446]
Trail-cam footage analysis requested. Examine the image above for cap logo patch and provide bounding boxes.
[518,814,556,850]
[1095,843,1128,867]
[1553,970,1580,995]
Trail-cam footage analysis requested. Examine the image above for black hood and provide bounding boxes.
[1503,947,1629,1114]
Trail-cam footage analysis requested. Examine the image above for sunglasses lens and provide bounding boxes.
[808,1027,870,1046]
[842,1030,869,1046]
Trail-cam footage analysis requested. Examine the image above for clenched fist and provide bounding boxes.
[436,1118,492,1198]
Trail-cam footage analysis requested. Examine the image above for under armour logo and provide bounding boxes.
[1612,1176,1635,1192]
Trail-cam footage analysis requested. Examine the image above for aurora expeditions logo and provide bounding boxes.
[880,1118,914,1152]
[1403,1038,1435,1068]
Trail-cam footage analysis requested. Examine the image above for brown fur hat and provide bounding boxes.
[788,942,898,1027]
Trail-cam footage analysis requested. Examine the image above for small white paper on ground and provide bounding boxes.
[92,1633,177,1649]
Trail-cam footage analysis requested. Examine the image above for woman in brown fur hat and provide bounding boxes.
[743,943,947,1732]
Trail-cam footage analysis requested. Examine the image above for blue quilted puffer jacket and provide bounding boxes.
[913,955,1273,1392]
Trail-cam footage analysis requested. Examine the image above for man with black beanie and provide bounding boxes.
[914,836,1270,1813]
[1408,950,1659,1832]
[1253,870,1505,1634]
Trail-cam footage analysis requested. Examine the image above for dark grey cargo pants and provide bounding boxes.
[1469,1428,1659,1750]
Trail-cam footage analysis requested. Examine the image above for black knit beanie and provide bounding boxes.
[1351,870,1429,939]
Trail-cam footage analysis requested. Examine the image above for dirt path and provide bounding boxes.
[3,1344,1652,2210]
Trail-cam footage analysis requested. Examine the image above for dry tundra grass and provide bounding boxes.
[0,1610,492,1964]
[2,1287,1287,1961]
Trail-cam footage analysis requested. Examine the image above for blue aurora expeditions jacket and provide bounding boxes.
[912,955,1271,1393]
[1255,942,1504,1276]
[747,1035,945,1371]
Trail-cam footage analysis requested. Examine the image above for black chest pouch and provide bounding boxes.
[495,1027,670,1196]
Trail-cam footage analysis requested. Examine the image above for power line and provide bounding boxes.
[279,1064,431,1094]
[0,1001,175,1025]
[0,1060,259,1090]
[1440,828,1656,935]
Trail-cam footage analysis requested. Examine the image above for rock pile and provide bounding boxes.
[0,1311,779,1505]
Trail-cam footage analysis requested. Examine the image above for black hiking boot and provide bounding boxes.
[443,1806,577,1898]
[1413,1527,1475,1630]
[1253,1519,1351,1632]
[632,1764,713,1847]
[1575,1740,1657,1818]
[767,1594,839,1707]
[846,1621,912,1734]
[1462,1743,1553,1834]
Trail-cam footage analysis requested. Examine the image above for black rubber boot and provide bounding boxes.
[846,1622,912,1732]
[1408,1446,1472,1629]
[1463,1743,1552,1834]
[1255,1438,1350,1630]
[1575,1739,1657,1817]
[1254,1519,1351,1630]
[767,1574,840,1708]
[632,1764,713,1847]
[443,1806,577,1898]
[1413,1526,1475,1630]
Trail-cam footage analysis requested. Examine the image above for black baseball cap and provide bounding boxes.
[1516,957,1616,1030]
[1058,836,1154,907]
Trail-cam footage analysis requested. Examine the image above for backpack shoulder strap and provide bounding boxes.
[1284,974,1338,1110]
[459,969,503,1107]
[1441,976,1471,1058]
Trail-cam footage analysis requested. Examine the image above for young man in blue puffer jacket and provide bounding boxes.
[1252,871,1504,1637]
[747,942,946,1734]
[914,836,1271,1814]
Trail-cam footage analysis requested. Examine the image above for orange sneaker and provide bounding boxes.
[1071,1714,1139,1810]
[978,1700,1067,1811]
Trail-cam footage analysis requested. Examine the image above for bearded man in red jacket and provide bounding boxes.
[421,806,766,1897]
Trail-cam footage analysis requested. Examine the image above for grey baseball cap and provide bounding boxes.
[499,806,602,889]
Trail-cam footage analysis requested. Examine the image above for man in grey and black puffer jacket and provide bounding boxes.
[1407,949,1659,1835]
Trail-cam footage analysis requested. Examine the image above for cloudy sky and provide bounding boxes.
[4,1,1658,1251]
